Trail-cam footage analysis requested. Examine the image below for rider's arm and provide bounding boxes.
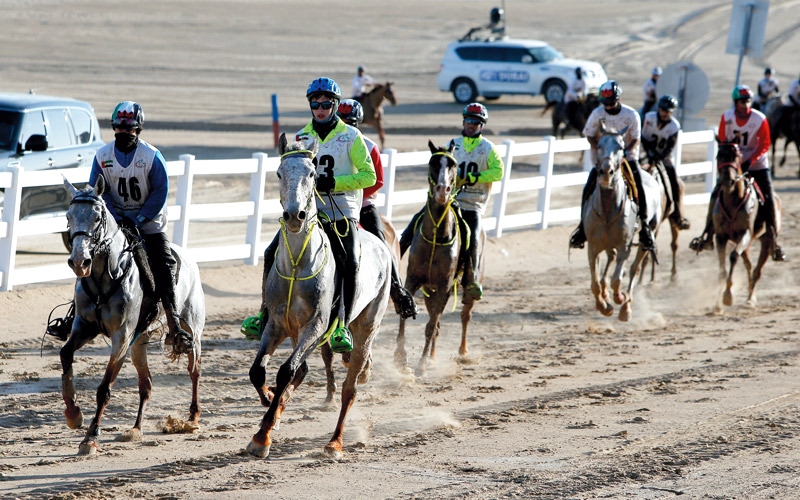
[89,157,120,221]
[138,151,169,221]
[362,145,384,200]
[745,120,771,164]
[476,148,504,183]
[334,134,376,191]
[718,114,728,140]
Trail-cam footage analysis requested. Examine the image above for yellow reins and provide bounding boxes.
[274,217,328,326]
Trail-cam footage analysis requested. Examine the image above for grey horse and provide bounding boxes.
[60,176,204,455]
[583,126,663,321]
[247,134,391,459]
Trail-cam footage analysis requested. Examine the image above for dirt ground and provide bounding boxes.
[2,1,800,499]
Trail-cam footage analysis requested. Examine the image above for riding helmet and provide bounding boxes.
[657,95,678,111]
[599,81,623,105]
[337,99,364,126]
[652,66,663,76]
[111,101,144,130]
[463,102,488,123]
[306,77,342,101]
[764,67,772,75]
[732,85,753,101]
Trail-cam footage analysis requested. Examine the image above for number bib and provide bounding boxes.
[721,109,769,171]
[641,111,680,162]
[452,136,495,215]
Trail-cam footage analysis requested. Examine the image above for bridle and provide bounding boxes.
[68,193,112,254]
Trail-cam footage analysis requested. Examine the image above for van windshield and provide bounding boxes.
[528,45,563,63]
[0,110,21,151]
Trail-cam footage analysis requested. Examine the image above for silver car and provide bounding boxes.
[0,93,105,219]
[437,39,607,104]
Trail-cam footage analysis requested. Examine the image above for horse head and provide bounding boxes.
[63,175,111,278]
[596,124,628,188]
[382,82,397,106]
[277,132,319,233]
[716,139,743,189]
[427,139,457,205]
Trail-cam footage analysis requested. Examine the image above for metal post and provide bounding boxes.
[734,3,755,87]
[492,140,514,237]
[246,153,268,265]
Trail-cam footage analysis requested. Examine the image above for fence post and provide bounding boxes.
[674,129,684,175]
[246,153,268,265]
[537,136,556,230]
[583,139,594,172]
[172,154,194,248]
[380,148,397,220]
[0,165,22,291]
[492,140,514,237]
[705,127,717,193]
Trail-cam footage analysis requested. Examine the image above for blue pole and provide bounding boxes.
[271,93,280,148]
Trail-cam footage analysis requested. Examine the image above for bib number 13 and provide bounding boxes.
[117,177,142,202]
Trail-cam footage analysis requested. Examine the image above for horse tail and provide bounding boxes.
[541,101,556,116]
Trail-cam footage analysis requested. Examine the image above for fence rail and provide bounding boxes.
[0,130,717,291]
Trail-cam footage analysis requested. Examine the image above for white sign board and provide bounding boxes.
[726,0,770,59]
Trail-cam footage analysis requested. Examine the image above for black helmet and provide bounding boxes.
[599,80,622,105]
[337,99,364,126]
[575,67,582,78]
[463,102,488,123]
[764,67,772,75]
[111,101,144,130]
[490,7,504,24]
[658,94,678,111]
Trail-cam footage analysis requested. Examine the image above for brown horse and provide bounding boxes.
[711,142,780,312]
[360,82,396,150]
[395,140,482,376]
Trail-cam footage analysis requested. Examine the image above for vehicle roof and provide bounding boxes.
[0,93,91,111]
[450,38,549,48]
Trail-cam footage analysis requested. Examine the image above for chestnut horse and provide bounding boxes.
[360,82,397,149]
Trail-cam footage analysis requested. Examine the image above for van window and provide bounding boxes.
[0,110,21,151]
[44,108,73,149]
[18,110,46,149]
[528,45,563,63]
[69,108,94,144]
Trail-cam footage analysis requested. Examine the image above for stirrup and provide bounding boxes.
[670,214,691,230]
[241,312,264,341]
[773,246,787,262]
[166,315,194,354]
[330,321,353,353]
[689,234,713,253]
[45,301,75,342]
[569,226,586,249]
[465,282,483,300]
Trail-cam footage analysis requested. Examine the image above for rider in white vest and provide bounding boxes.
[336,98,417,319]
[564,67,587,131]
[570,80,658,260]
[640,95,690,230]
[399,102,505,301]
[242,78,376,351]
[641,66,662,119]
[755,67,779,111]
[352,66,375,103]
[90,101,193,353]
[690,85,786,261]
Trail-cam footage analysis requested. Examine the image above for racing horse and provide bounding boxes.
[60,177,204,455]
[710,141,780,311]
[246,134,391,459]
[583,126,663,321]
[394,140,483,376]
[767,103,800,176]
[360,82,397,150]
[541,93,599,139]
[639,158,685,282]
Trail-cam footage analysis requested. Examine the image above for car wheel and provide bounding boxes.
[542,79,567,104]
[452,78,477,103]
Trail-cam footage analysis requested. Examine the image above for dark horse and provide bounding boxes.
[711,141,781,312]
[767,105,800,176]
[395,140,482,376]
[360,82,397,149]
[541,94,599,138]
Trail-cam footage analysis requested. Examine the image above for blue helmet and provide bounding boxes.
[306,77,342,101]
[111,101,144,130]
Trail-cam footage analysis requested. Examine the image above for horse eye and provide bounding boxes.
[309,172,314,178]
[277,173,282,179]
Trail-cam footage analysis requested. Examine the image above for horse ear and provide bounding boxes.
[619,125,629,136]
[94,174,105,196]
[428,139,437,154]
[309,137,319,158]
[278,133,288,155]
[63,175,79,199]
[447,139,456,155]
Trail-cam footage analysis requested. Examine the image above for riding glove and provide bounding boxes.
[466,172,480,186]
[316,175,336,193]
[135,213,150,227]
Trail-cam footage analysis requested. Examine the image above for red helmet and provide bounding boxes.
[462,102,488,123]
[337,99,364,125]
[599,81,622,105]
[732,85,753,101]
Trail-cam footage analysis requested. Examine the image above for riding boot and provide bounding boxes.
[459,209,483,300]
[143,232,193,354]
[241,233,279,340]
[690,183,719,252]
[752,169,788,262]
[399,207,424,257]
[328,219,359,353]
[569,168,597,249]
[389,267,418,319]
[665,165,690,230]
[631,160,658,262]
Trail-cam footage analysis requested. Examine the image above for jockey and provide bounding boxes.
[690,85,786,261]
[336,99,418,319]
[641,66,662,118]
[242,78,376,351]
[570,80,658,260]
[755,67,779,110]
[640,94,690,230]
[786,74,800,108]
[564,67,586,130]
[398,102,505,301]
[352,66,375,102]
[89,101,193,353]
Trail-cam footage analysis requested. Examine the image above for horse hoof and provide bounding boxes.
[78,441,98,456]
[746,298,757,308]
[65,408,84,429]
[324,444,343,460]
[723,292,733,307]
[115,428,142,442]
[246,440,271,458]
[414,366,427,378]
[273,419,281,431]
[614,293,625,305]
[619,306,631,322]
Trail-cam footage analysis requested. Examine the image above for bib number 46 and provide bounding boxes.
[117,177,142,202]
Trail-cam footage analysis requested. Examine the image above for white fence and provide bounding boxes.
[0,130,717,291]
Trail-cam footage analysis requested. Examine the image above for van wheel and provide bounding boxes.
[61,231,72,252]
[452,78,477,103]
[542,79,567,104]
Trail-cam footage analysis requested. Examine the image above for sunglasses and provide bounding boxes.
[464,118,482,124]
[310,101,335,110]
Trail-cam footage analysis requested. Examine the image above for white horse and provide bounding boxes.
[247,133,391,459]
[60,177,204,455]
[584,127,663,321]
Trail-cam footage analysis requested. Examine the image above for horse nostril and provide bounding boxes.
[282,211,290,220]
[83,259,92,268]
[298,211,306,220]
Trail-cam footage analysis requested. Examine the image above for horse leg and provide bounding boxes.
[459,296,476,359]
[670,221,679,282]
[714,236,728,313]
[59,325,95,430]
[377,118,386,149]
[589,245,613,316]
[749,238,771,306]
[723,249,740,307]
[416,292,449,377]
[187,348,201,424]
[620,248,647,322]
[248,323,286,408]
[741,249,755,307]
[247,325,320,458]
[119,340,151,443]
[395,278,420,370]
[321,342,336,403]
[601,248,616,304]
[79,342,128,455]
[324,340,371,458]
